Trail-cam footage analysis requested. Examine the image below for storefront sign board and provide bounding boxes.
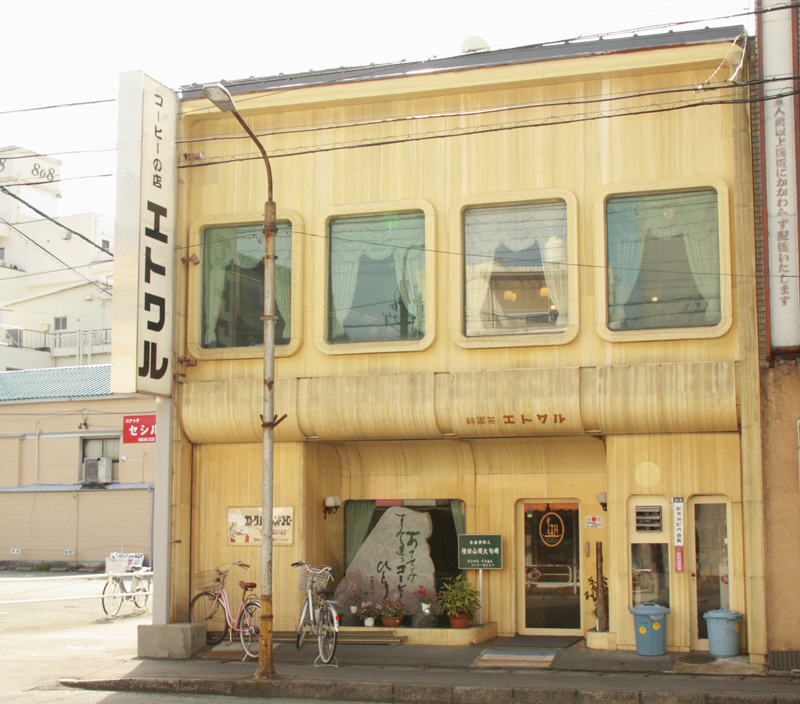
[227,506,294,546]
[458,534,502,569]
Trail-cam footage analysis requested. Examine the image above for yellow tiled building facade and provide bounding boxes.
[169,27,765,661]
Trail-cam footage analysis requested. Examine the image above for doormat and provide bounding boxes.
[491,635,582,649]
[475,647,558,669]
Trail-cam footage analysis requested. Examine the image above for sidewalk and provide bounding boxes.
[61,635,800,703]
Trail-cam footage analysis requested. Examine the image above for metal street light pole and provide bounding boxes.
[203,83,277,680]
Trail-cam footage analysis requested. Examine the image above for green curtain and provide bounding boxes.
[345,500,376,571]
[449,499,466,537]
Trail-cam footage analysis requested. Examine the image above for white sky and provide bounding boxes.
[2,0,753,219]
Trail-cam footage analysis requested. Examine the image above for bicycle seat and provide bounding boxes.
[239,581,257,590]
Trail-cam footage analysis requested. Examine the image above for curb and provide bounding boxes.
[58,677,798,703]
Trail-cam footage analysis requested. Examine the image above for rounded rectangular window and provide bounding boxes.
[328,211,425,344]
[463,201,568,337]
[201,222,292,348]
[606,189,720,331]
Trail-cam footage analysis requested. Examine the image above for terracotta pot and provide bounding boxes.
[448,613,470,629]
[381,616,402,627]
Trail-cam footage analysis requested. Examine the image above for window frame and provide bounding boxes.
[315,200,437,355]
[451,190,579,350]
[187,210,305,360]
[596,179,732,343]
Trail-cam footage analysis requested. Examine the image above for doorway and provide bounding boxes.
[518,501,582,634]
[688,497,729,650]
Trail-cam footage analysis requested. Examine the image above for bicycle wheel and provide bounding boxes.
[237,599,261,659]
[132,575,150,609]
[296,600,311,649]
[189,592,228,645]
[102,578,123,617]
[317,604,337,663]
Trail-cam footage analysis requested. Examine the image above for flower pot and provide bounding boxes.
[421,603,431,614]
[448,613,470,629]
[350,605,358,614]
[363,617,375,628]
[381,616,402,627]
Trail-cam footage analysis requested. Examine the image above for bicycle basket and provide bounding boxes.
[297,564,332,592]
[105,558,129,574]
[195,569,221,592]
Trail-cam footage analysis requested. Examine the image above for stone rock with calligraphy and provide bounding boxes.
[334,507,436,617]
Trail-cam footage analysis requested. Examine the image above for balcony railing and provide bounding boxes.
[1,326,112,352]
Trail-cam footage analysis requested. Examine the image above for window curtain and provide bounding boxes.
[606,199,644,329]
[202,223,292,346]
[464,201,567,334]
[329,212,425,338]
[449,499,466,537]
[635,190,719,320]
[345,500,377,571]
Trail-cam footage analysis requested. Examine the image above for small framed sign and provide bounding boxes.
[458,534,503,570]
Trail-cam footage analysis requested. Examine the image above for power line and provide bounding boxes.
[0,98,115,116]
[179,88,797,170]
[0,217,112,298]
[0,185,113,257]
[0,148,116,160]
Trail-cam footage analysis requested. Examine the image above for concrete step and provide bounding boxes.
[274,630,405,645]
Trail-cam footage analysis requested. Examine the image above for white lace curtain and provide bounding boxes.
[464,201,568,334]
[202,223,292,347]
[329,212,425,338]
[607,190,719,327]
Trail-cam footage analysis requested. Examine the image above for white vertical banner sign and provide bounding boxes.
[112,72,177,396]
[763,1,800,348]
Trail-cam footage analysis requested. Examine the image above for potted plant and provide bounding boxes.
[379,597,405,627]
[350,589,366,615]
[437,575,480,628]
[584,574,609,630]
[358,602,379,628]
[414,585,432,613]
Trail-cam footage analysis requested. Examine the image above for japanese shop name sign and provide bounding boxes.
[227,507,294,546]
[766,95,799,347]
[111,72,177,397]
[458,534,503,570]
[123,415,156,443]
[671,497,684,573]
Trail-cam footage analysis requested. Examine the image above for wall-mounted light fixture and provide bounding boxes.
[597,492,608,512]
[323,496,342,519]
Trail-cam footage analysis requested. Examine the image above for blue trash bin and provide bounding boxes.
[630,602,670,656]
[703,608,743,657]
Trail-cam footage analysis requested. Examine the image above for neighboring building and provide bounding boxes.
[160,26,764,660]
[0,146,114,370]
[0,365,155,566]
[753,0,800,672]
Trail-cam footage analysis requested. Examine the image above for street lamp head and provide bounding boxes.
[203,83,236,113]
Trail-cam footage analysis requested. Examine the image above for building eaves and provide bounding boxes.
[0,364,112,402]
[180,25,747,101]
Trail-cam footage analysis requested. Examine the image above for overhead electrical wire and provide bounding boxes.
[0,185,113,257]
[0,217,113,297]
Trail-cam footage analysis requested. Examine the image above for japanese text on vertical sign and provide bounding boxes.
[773,99,793,307]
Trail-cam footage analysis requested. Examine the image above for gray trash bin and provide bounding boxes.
[703,608,743,657]
[630,602,670,656]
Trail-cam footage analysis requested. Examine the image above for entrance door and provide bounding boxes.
[688,497,729,650]
[519,502,582,634]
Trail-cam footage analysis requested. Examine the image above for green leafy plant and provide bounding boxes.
[584,575,609,617]
[379,597,405,618]
[437,575,481,617]
[358,602,380,619]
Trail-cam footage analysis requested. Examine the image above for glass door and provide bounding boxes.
[519,502,582,634]
[689,497,729,650]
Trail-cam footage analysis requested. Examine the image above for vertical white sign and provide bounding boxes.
[672,497,684,573]
[112,72,177,396]
[763,2,800,348]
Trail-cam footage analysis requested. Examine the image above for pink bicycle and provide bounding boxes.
[189,559,261,658]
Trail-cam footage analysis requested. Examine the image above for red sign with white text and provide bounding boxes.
[123,415,156,443]
[675,545,684,573]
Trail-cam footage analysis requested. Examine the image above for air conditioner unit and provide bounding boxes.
[0,261,9,268]
[82,457,112,485]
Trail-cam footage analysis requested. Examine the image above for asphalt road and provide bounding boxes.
[0,571,359,704]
